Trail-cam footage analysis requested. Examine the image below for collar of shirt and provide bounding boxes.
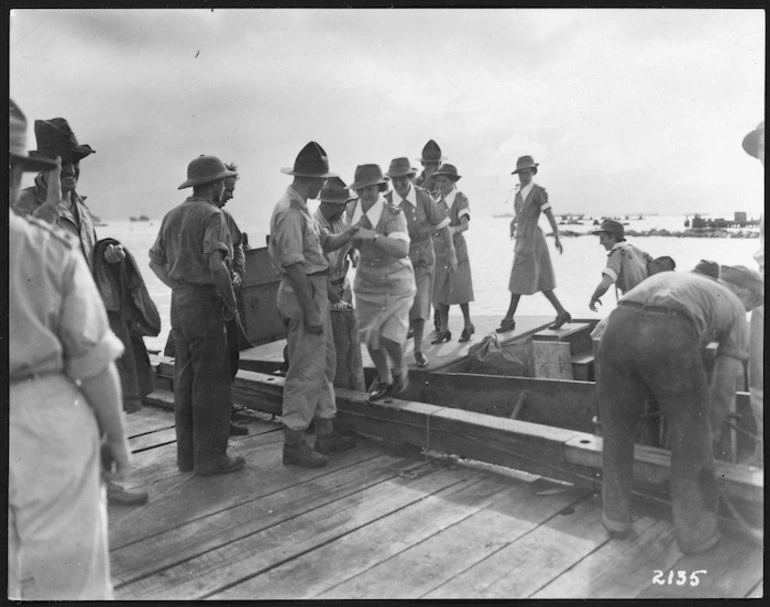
[440,187,457,207]
[395,184,417,208]
[519,181,535,200]
[351,194,385,228]
[286,185,308,212]
[608,241,630,256]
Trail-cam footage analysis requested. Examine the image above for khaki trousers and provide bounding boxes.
[277,275,337,431]
[8,375,112,600]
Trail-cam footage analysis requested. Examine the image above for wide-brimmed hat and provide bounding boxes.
[417,139,446,163]
[386,157,416,178]
[30,117,94,162]
[592,219,624,239]
[319,177,354,204]
[742,121,764,159]
[349,164,389,190]
[281,141,337,178]
[719,264,764,298]
[511,155,539,175]
[9,99,58,173]
[178,155,238,189]
[433,163,461,181]
[692,259,720,280]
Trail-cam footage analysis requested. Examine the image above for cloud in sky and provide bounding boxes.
[10,8,764,236]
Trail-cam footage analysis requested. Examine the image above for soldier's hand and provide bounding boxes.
[232,273,243,289]
[104,243,126,264]
[589,297,602,312]
[101,437,132,482]
[350,249,360,268]
[355,228,376,242]
[345,224,360,239]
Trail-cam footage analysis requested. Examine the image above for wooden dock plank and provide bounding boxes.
[212,471,556,600]
[111,452,423,585]
[317,483,591,599]
[128,426,177,452]
[107,429,283,536]
[115,462,477,600]
[531,517,683,598]
[124,405,176,437]
[635,529,763,599]
[425,492,611,598]
[109,432,381,550]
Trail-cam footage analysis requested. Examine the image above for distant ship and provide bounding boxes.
[130,214,150,222]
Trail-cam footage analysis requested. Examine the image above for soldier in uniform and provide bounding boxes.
[9,99,129,599]
[415,139,446,333]
[149,155,245,476]
[13,114,149,506]
[385,157,455,367]
[269,142,359,467]
[313,176,357,307]
[588,219,652,311]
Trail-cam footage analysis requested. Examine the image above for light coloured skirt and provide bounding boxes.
[354,261,416,349]
[508,226,556,295]
[433,232,474,305]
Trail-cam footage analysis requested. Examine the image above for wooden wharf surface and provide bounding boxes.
[112,403,763,600]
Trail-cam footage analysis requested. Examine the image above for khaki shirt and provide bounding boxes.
[269,185,329,275]
[603,241,651,294]
[149,197,232,286]
[622,271,749,360]
[223,209,246,281]
[313,207,350,283]
[9,211,123,381]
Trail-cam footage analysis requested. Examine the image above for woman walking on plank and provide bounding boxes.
[349,164,416,400]
[431,163,475,343]
[497,155,571,333]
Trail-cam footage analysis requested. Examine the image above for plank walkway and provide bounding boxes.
[112,404,763,600]
[239,314,555,372]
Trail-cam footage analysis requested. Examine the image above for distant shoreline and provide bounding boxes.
[548,229,760,239]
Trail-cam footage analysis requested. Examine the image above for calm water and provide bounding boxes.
[108,214,761,353]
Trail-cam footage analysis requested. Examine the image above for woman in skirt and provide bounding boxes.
[349,164,416,400]
[497,155,571,333]
[431,163,475,343]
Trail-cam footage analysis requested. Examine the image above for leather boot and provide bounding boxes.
[314,418,356,455]
[283,426,328,467]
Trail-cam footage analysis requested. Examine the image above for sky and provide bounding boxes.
[9,8,766,234]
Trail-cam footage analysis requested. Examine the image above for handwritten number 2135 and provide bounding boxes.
[652,570,707,586]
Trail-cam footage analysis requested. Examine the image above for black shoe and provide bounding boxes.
[107,482,149,506]
[195,455,246,476]
[496,318,515,333]
[458,324,475,343]
[315,431,356,455]
[431,330,451,345]
[414,352,428,368]
[229,422,249,436]
[550,311,572,330]
[369,381,394,401]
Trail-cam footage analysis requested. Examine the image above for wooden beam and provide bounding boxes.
[154,367,761,509]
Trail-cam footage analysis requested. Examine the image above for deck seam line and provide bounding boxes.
[113,459,440,585]
[199,474,478,600]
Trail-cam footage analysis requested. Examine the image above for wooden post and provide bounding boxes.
[330,307,365,391]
